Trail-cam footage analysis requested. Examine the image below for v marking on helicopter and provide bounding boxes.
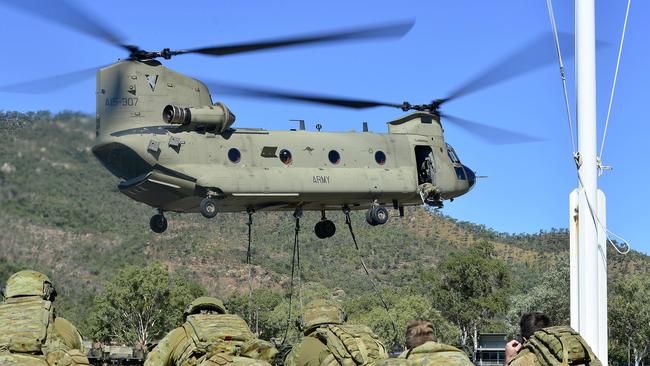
[146,74,158,92]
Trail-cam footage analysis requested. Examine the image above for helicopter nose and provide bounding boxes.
[463,165,476,190]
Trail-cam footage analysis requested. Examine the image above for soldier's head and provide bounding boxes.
[405,320,435,349]
[183,296,227,321]
[4,270,57,301]
[519,312,551,340]
[299,299,346,334]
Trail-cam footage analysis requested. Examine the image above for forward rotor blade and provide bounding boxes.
[445,32,575,102]
[0,0,129,52]
[0,65,102,93]
[206,81,404,109]
[178,20,414,57]
[441,113,543,145]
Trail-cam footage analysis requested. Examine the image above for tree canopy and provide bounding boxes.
[87,262,205,346]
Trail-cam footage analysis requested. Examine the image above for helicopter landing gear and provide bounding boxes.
[366,204,389,226]
[199,197,218,218]
[314,211,336,239]
[149,211,168,233]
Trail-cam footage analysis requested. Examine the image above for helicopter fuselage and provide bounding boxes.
[92,60,475,217]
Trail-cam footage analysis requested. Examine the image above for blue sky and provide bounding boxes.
[0,0,648,255]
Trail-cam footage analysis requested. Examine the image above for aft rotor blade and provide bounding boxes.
[177,20,414,57]
[0,65,102,93]
[444,32,575,102]
[441,113,543,145]
[0,0,130,52]
[206,81,404,109]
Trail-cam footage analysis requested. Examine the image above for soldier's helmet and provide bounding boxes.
[183,296,227,320]
[301,299,346,332]
[5,270,57,301]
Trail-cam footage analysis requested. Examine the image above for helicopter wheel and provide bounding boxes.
[149,213,168,234]
[315,220,336,239]
[366,205,389,226]
[200,198,218,219]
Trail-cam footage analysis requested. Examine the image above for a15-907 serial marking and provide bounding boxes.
[105,97,138,107]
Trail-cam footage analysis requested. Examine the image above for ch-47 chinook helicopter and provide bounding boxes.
[1,1,556,237]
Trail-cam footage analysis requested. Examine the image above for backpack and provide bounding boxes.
[400,341,473,366]
[0,297,54,354]
[523,326,602,366]
[312,324,388,366]
[180,314,275,366]
[0,352,50,366]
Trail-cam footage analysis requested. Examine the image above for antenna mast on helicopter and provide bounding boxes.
[570,0,607,363]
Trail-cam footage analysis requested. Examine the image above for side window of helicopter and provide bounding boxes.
[228,148,241,164]
[279,149,293,165]
[328,150,341,165]
[447,145,461,164]
[375,151,387,165]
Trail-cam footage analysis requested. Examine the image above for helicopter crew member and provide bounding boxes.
[0,270,89,366]
[144,296,277,366]
[417,154,442,207]
[285,299,387,366]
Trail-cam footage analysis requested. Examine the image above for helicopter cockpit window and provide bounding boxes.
[375,151,386,165]
[279,149,293,165]
[228,148,241,163]
[328,150,341,165]
[447,146,461,164]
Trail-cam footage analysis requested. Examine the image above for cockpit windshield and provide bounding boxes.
[446,144,461,164]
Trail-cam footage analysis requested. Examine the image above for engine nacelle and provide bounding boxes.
[163,103,236,132]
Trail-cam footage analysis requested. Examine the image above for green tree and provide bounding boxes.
[431,241,511,356]
[609,274,650,366]
[506,257,569,336]
[87,262,205,346]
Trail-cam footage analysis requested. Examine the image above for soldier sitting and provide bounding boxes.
[284,299,387,366]
[506,312,602,366]
[0,270,89,366]
[144,296,277,366]
[395,320,473,366]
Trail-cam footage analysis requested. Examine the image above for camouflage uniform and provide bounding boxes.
[507,326,601,366]
[0,270,89,366]
[397,341,473,366]
[144,297,276,366]
[507,349,538,366]
[285,299,387,366]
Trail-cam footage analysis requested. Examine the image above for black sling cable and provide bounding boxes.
[344,208,398,345]
[246,210,254,326]
[281,213,301,345]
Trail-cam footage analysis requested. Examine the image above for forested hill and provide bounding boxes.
[1,112,649,355]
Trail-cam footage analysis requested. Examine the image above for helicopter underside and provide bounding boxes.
[118,164,424,214]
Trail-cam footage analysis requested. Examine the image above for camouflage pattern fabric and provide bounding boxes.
[5,271,51,299]
[284,337,329,366]
[144,314,275,366]
[397,341,473,366]
[0,297,53,353]
[372,358,412,366]
[508,349,538,366]
[302,301,345,332]
[286,324,387,366]
[45,350,90,366]
[0,352,50,366]
[510,326,602,366]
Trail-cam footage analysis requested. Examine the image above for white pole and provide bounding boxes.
[573,0,607,363]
